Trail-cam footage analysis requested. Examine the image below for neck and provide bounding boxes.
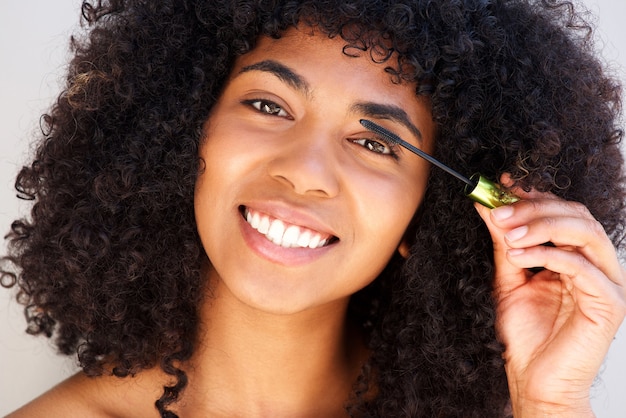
[179,271,367,417]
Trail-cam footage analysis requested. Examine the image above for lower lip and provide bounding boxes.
[238,213,335,267]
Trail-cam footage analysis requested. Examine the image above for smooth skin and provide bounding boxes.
[194,28,434,318]
[7,28,625,418]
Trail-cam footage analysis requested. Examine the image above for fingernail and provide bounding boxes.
[491,205,514,221]
[505,225,528,242]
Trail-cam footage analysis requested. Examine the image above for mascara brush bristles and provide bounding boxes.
[359,119,475,188]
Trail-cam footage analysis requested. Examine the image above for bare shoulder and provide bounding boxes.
[6,369,167,418]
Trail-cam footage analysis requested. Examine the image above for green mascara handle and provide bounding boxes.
[464,174,519,209]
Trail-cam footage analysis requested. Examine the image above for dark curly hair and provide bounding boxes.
[2,0,624,416]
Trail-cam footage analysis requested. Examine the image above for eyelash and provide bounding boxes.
[242,98,400,159]
[350,136,400,159]
[242,98,291,118]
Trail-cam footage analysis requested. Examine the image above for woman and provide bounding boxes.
[3,0,625,416]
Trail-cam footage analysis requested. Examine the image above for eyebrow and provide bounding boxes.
[351,102,423,145]
[238,59,423,144]
[239,60,311,96]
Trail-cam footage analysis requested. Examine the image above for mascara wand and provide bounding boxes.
[360,119,519,209]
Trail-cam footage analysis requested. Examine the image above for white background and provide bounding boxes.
[1,0,624,415]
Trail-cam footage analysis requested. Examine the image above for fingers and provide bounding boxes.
[475,182,626,327]
[474,202,528,292]
[474,182,626,308]
[489,196,622,286]
[506,245,625,321]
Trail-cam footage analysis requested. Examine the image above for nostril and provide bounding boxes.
[267,146,340,198]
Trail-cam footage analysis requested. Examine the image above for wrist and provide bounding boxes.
[512,404,594,418]
[506,366,594,418]
[510,395,594,418]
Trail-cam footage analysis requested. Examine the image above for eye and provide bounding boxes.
[351,137,398,158]
[244,99,290,118]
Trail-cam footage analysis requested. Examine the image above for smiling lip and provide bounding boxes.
[244,206,334,249]
[239,205,338,266]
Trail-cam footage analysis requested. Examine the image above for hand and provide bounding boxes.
[475,175,626,417]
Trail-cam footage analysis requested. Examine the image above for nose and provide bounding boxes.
[267,128,340,198]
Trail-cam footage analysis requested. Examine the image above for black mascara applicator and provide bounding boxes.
[360,119,519,208]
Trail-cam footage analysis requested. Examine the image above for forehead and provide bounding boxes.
[231,26,409,91]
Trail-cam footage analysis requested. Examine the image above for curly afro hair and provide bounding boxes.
[2,0,624,416]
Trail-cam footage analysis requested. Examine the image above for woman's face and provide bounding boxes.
[195,27,435,315]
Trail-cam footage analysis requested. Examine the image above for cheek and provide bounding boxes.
[194,171,219,246]
[353,169,427,243]
[194,141,237,235]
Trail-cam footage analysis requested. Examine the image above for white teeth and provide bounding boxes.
[282,225,300,248]
[258,215,270,235]
[296,229,312,247]
[244,208,332,249]
[308,233,321,249]
[267,219,286,244]
[251,211,260,229]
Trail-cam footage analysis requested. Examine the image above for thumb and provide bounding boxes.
[474,203,527,293]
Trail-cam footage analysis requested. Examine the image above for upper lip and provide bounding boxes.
[239,200,339,240]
